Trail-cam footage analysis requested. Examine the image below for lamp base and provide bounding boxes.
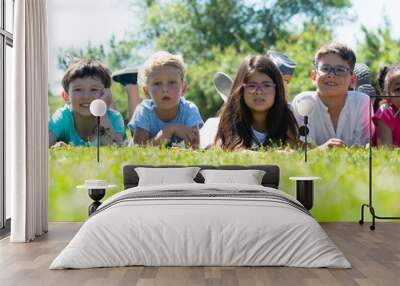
[359,203,400,231]
[88,188,105,216]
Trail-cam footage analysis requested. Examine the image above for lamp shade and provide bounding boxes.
[90,99,107,117]
[297,98,315,117]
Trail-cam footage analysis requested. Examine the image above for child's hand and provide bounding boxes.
[100,88,113,107]
[51,141,69,148]
[318,138,347,150]
[187,126,200,147]
[169,124,199,146]
[99,116,123,146]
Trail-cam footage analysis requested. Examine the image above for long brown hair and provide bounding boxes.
[215,55,298,150]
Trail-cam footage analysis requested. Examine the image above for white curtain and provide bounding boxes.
[7,0,48,242]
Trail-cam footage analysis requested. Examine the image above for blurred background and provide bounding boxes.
[48,0,400,122]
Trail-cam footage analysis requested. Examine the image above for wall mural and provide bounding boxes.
[48,0,400,222]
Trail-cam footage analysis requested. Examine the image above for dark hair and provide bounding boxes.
[215,55,299,151]
[314,42,356,71]
[381,64,400,95]
[62,59,111,92]
[377,66,389,95]
[374,64,400,110]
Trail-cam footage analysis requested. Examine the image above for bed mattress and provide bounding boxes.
[50,183,350,269]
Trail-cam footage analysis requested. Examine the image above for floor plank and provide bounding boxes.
[0,222,399,286]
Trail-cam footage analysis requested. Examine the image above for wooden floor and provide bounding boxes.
[0,222,399,286]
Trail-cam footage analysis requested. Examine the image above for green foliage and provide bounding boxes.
[275,24,334,101]
[185,46,246,119]
[185,25,335,116]
[54,35,142,121]
[50,0,352,120]
[57,35,140,71]
[142,0,350,63]
[48,89,64,115]
[49,146,400,222]
[357,20,400,88]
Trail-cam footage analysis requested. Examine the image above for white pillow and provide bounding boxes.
[200,169,266,185]
[135,167,200,186]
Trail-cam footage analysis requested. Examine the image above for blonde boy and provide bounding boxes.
[128,51,204,147]
[291,42,369,149]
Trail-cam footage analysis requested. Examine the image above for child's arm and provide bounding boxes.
[49,132,68,148]
[376,120,393,147]
[133,127,152,145]
[165,124,199,147]
[99,115,123,146]
[318,138,346,150]
[133,124,199,147]
[134,126,182,146]
[126,84,141,121]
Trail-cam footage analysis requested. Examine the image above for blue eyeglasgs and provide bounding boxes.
[316,65,351,77]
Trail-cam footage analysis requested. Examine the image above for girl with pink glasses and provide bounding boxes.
[214,55,299,150]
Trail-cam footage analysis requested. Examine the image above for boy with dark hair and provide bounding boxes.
[291,42,369,148]
[49,59,125,147]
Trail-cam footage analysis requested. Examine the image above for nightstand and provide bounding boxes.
[289,176,320,210]
[77,182,117,216]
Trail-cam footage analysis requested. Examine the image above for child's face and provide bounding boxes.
[312,53,355,99]
[387,72,400,109]
[67,77,105,117]
[144,66,185,111]
[243,71,276,114]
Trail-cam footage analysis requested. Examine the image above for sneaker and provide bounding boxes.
[213,72,233,102]
[267,51,296,77]
[112,67,138,86]
[354,63,371,87]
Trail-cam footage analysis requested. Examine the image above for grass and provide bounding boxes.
[49,146,400,222]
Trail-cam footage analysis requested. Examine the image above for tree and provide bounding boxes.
[52,0,352,120]
[142,0,350,63]
[357,20,400,88]
[274,24,334,100]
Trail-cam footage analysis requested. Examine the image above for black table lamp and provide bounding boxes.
[89,99,107,162]
[296,98,315,162]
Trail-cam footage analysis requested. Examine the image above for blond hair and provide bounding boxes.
[140,51,186,85]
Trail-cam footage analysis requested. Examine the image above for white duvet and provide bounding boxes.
[50,183,351,269]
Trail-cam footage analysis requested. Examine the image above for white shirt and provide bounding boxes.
[199,117,220,149]
[291,91,370,146]
[200,117,269,149]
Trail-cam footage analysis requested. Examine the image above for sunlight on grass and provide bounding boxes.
[49,146,400,222]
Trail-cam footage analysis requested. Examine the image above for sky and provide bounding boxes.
[48,0,400,95]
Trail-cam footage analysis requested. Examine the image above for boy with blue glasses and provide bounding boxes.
[291,42,369,149]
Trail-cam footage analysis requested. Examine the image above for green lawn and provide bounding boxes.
[49,146,400,222]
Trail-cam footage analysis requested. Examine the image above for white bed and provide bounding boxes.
[50,166,350,269]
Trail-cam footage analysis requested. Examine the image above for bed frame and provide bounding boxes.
[123,165,280,189]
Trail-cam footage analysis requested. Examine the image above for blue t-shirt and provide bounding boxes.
[48,105,125,146]
[251,128,267,145]
[128,98,204,140]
